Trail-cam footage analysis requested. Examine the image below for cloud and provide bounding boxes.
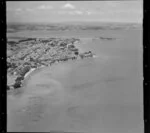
[13,8,24,15]
[84,10,99,15]
[6,8,14,12]
[74,11,83,15]
[25,8,35,12]
[61,3,76,9]
[57,10,83,15]
[37,5,53,10]
[7,7,34,13]
[15,8,22,12]
[86,11,92,15]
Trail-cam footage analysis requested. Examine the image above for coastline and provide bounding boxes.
[22,66,45,87]
[8,55,97,93]
[7,66,47,95]
[7,37,95,92]
[21,59,73,89]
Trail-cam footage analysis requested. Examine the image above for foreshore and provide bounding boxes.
[24,68,36,78]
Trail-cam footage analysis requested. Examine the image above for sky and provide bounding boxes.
[6,1,143,23]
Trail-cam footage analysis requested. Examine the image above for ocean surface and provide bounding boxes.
[7,27,143,133]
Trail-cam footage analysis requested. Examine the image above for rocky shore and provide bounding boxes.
[7,37,94,91]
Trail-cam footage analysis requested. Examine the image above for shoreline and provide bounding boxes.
[7,66,45,94]
[8,53,97,93]
[20,59,75,89]
[24,68,36,78]
[21,66,45,87]
[22,53,97,89]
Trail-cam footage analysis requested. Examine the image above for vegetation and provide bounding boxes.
[13,81,22,89]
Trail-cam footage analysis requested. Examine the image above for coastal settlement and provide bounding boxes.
[7,38,94,90]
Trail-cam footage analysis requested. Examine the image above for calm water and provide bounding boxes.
[7,28,143,133]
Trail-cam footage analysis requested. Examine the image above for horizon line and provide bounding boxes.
[7,21,142,25]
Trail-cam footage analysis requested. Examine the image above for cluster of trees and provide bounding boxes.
[20,66,30,77]
[79,51,93,59]
[41,40,50,43]
[8,41,17,45]
[11,66,31,89]
[7,62,17,69]
[19,38,36,43]
[13,81,22,89]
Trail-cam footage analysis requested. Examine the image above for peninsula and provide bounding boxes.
[7,37,94,90]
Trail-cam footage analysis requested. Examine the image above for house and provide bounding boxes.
[59,46,66,50]
[60,42,67,47]
[68,44,75,49]
[71,48,78,52]
[23,62,31,66]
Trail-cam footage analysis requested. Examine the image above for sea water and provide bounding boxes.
[7,27,143,133]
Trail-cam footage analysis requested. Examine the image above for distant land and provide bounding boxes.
[7,21,142,34]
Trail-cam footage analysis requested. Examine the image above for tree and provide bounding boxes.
[15,76,24,82]
[13,81,22,89]
[20,66,30,76]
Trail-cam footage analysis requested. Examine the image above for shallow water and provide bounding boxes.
[7,28,143,133]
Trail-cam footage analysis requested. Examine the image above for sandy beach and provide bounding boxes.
[24,68,36,78]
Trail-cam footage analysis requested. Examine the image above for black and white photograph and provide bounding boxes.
[6,1,143,132]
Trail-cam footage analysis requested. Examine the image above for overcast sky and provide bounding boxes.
[7,1,143,23]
